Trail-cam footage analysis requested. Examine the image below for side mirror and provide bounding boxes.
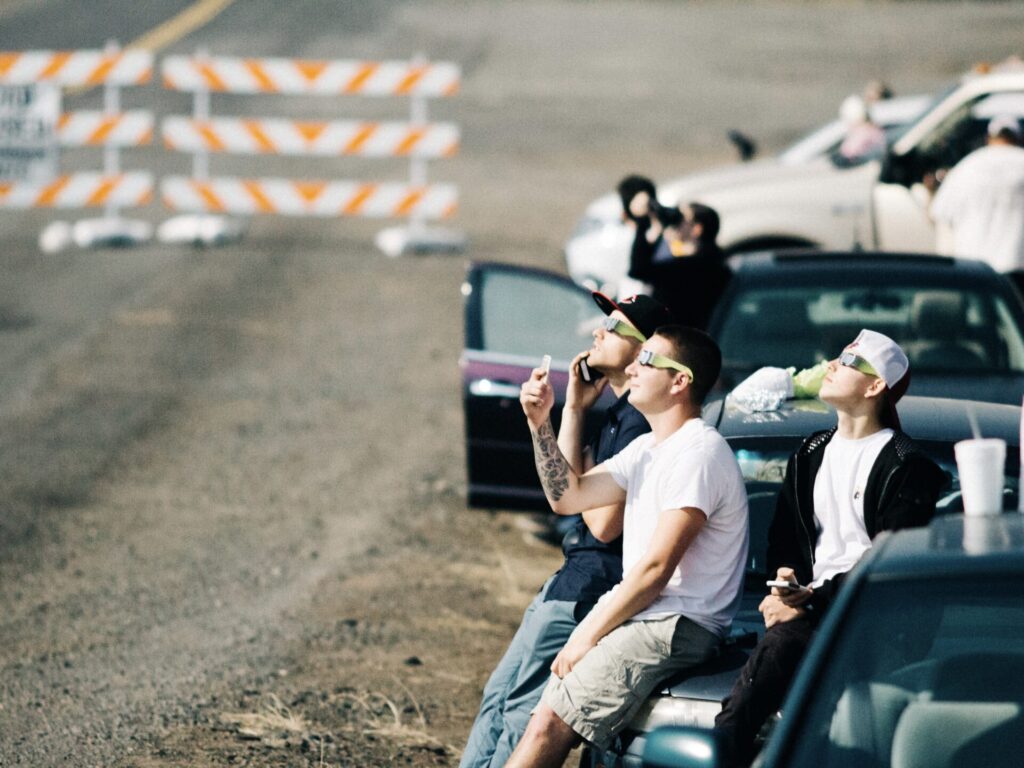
[727,130,757,162]
[642,725,724,768]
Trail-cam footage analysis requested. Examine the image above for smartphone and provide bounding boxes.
[578,356,594,384]
[540,354,552,378]
[766,579,811,594]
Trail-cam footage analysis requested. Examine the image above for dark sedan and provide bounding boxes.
[643,513,1024,768]
[707,251,1024,404]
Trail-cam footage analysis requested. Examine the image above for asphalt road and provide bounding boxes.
[1,1,1023,765]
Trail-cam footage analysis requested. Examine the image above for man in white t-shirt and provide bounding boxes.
[714,329,947,768]
[931,114,1024,297]
[506,325,749,767]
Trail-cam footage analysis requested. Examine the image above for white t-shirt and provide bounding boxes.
[930,144,1024,273]
[811,429,893,587]
[602,418,749,637]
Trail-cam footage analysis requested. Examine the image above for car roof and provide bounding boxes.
[706,394,1021,446]
[866,514,1024,579]
[729,250,997,280]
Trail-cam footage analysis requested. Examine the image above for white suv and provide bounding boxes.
[566,66,1024,297]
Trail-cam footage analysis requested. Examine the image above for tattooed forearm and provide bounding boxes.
[531,420,571,501]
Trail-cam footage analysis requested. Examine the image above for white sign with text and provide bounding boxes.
[0,83,60,183]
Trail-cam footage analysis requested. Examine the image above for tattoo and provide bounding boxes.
[531,420,570,501]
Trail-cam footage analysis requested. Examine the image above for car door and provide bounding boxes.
[461,262,608,510]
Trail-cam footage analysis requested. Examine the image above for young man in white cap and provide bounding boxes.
[713,329,947,768]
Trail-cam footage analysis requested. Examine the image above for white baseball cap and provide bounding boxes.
[844,329,909,390]
[844,329,910,429]
[988,114,1022,139]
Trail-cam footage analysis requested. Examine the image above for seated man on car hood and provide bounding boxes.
[506,325,749,767]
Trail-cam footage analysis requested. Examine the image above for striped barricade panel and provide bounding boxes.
[161,116,458,158]
[161,176,458,219]
[0,172,154,209]
[162,56,460,97]
[58,111,154,147]
[0,50,153,86]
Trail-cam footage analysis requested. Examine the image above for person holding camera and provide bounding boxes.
[460,293,674,768]
[623,179,731,330]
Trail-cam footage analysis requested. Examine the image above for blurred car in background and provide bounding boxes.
[640,513,1024,768]
[564,94,932,297]
[586,395,1022,768]
[566,65,1024,298]
[707,251,1024,404]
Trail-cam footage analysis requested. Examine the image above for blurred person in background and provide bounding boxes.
[623,179,730,330]
[836,94,886,163]
[931,114,1024,298]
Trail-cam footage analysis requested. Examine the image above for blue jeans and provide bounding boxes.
[460,577,579,768]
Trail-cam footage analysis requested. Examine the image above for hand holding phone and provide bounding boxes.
[766,578,811,595]
[578,356,594,384]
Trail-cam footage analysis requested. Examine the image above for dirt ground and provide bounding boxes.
[0,232,566,767]
[142,497,565,768]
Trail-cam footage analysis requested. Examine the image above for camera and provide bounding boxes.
[648,198,684,228]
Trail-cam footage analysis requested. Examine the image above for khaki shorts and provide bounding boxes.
[541,615,719,750]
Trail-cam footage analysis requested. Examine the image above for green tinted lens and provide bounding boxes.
[839,351,878,377]
[603,316,645,343]
[638,349,693,381]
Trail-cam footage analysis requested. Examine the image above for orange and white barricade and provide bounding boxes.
[160,52,464,254]
[0,42,155,251]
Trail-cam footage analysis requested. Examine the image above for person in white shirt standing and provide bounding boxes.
[713,329,947,768]
[508,325,749,768]
[931,114,1024,297]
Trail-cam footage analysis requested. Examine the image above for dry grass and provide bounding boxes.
[219,693,308,742]
[333,678,457,755]
[217,683,458,763]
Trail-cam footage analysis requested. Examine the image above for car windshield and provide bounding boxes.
[778,96,932,166]
[728,437,1020,575]
[780,574,1024,768]
[717,283,1024,374]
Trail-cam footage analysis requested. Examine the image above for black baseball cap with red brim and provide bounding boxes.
[592,292,675,340]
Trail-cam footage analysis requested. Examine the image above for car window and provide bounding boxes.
[472,268,604,363]
[913,90,1024,178]
[717,285,1024,374]
[781,575,1024,768]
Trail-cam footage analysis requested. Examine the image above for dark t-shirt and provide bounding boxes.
[544,392,650,611]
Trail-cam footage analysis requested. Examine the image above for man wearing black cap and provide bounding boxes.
[714,329,947,768]
[460,293,675,768]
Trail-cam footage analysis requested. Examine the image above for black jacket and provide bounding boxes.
[766,427,948,616]
[627,219,731,330]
